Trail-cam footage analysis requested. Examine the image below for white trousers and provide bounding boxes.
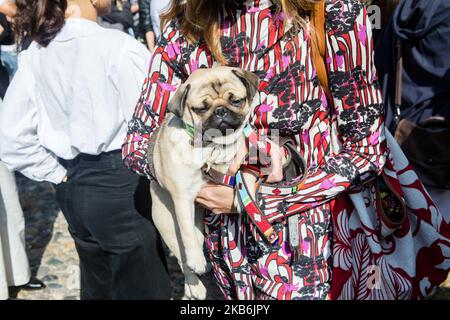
[0,162,30,300]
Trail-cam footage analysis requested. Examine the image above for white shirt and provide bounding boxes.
[150,0,171,38]
[0,18,150,184]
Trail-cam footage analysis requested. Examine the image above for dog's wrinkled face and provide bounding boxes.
[168,67,259,136]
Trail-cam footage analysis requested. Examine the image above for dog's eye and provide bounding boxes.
[231,98,246,106]
[192,107,209,114]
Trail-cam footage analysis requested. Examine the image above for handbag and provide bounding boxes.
[235,0,450,299]
[393,41,450,189]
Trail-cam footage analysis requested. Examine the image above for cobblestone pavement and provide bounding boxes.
[12,174,450,300]
[14,174,220,300]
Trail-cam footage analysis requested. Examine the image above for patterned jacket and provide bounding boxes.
[122,0,386,209]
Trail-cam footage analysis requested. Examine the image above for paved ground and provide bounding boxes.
[12,174,450,300]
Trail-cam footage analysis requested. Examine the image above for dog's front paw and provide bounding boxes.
[186,249,207,275]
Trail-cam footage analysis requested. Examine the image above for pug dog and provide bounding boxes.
[149,67,259,300]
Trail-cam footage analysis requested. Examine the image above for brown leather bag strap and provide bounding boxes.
[394,39,403,125]
[311,0,329,92]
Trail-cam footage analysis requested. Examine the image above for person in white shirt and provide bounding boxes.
[0,0,46,300]
[0,0,171,299]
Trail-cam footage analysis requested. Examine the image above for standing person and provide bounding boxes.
[138,0,154,51]
[0,161,30,301]
[130,0,140,38]
[138,0,169,51]
[375,0,450,223]
[99,0,135,36]
[0,1,46,300]
[150,0,170,39]
[0,13,10,97]
[0,36,18,81]
[124,0,450,300]
[0,161,46,300]
[0,0,171,300]
[0,0,17,80]
[0,1,14,97]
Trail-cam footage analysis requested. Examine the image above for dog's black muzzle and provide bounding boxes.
[204,108,245,135]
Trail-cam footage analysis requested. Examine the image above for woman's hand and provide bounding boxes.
[264,138,287,183]
[196,183,237,215]
[196,134,289,214]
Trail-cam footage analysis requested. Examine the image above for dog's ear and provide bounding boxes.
[232,69,260,101]
[168,84,191,118]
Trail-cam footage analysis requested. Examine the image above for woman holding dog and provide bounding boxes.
[0,0,171,299]
[124,0,450,300]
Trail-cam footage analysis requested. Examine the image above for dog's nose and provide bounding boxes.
[214,107,229,118]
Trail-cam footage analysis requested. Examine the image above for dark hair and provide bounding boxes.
[14,0,68,47]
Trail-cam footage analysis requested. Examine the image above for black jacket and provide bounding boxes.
[138,0,153,35]
[101,0,134,30]
[375,0,450,131]
[0,13,13,45]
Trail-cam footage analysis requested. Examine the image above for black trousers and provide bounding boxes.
[55,151,171,300]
